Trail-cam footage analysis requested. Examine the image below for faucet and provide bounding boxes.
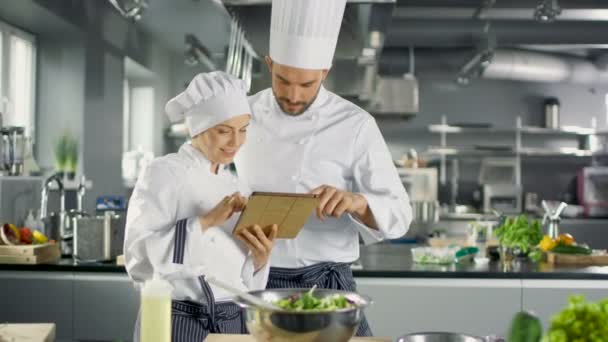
[77,175,87,213]
[40,174,66,241]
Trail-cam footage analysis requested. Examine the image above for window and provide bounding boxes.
[0,21,36,137]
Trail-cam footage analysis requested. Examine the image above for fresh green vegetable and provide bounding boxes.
[54,134,70,172]
[508,311,543,342]
[54,131,79,173]
[494,215,543,260]
[551,244,592,255]
[65,138,79,173]
[274,288,354,311]
[542,295,608,342]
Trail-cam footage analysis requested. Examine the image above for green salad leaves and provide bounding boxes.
[274,288,355,312]
[542,295,608,342]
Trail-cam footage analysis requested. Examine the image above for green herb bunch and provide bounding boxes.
[494,215,543,260]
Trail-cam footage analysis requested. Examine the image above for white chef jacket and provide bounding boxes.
[124,143,269,302]
[234,86,413,268]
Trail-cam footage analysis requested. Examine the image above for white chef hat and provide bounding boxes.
[269,0,347,70]
[165,71,251,137]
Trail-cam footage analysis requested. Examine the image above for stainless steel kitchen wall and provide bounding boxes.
[0,0,176,213]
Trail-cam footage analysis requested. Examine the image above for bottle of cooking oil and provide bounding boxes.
[141,273,172,342]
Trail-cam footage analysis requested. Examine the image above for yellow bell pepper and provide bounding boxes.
[539,235,557,252]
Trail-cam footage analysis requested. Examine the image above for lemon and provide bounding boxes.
[32,230,48,244]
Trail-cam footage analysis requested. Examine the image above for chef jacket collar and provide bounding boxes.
[180,142,230,176]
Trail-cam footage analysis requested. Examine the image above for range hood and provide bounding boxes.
[221,0,417,118]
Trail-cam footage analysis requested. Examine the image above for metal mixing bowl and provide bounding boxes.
[234,288,371,342]
[397,332,486,342]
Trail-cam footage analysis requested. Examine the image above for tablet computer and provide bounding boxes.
[233,192,320,239]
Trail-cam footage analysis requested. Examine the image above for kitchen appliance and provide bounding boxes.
[73,211,125,262]
[234,288,371,342]
[399,168,438,202]
[399,168,439,224]
[483,184,522,215]
[577,166,608,217]
[397,332,485,342]
[479,158,522,214]
[544,97,560,129]
[1,126,26,176]
[542,200,567,239]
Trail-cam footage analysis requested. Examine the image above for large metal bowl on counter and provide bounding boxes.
[397,332,486,342]
[235,288,371,342]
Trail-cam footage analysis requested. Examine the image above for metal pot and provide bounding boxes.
[235,288,371,342]
[397,332,486,342]
[411,201,439,223]
[73,211,124,262]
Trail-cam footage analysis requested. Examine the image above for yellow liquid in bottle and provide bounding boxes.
[141,296,172,342]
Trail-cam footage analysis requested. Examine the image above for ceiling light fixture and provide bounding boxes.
[534,0,562,23]
[108,0,148,21]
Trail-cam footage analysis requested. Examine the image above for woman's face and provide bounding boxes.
[193,114,250,165]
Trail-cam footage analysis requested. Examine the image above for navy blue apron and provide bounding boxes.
[134,218,247,342]
[267,262,373,336]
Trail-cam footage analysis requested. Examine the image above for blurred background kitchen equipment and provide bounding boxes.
[577,166,608,217]
[412,201,440,224]
[95,195,126,214]
[399,168,438,203]
[399,167,439,225]
[2,126,26,176]
[235,288,371,342]
[479,158,522,214]
[542,200,567,239]
[0,176,43,226]
[73,210,125,262]
[544,97,560,129]
[397,332,485,342]
[39,174,70,255]
[524,192,540,213]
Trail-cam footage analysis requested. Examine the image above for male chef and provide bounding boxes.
[235,0,413,336]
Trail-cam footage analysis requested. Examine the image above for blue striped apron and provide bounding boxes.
[135,218,247,342]
[267,262,373,336]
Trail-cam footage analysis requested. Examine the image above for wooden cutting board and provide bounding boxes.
[546,252,608,266]
[0,243,60,264]
[206,335,390,342]
[0,323,55,342]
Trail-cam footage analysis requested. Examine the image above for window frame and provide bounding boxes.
[0,20,37,138]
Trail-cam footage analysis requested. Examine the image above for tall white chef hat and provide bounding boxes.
[269,0,347,70]
[165,71,251,137]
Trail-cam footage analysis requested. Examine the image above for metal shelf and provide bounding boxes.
[429,124,595,136]
[428,125,513,134]
[425,146,597,158]
[519,126,594,135]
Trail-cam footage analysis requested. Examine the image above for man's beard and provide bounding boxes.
[272,87,320,116]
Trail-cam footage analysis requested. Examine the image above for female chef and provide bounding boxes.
[124,71,277,341]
